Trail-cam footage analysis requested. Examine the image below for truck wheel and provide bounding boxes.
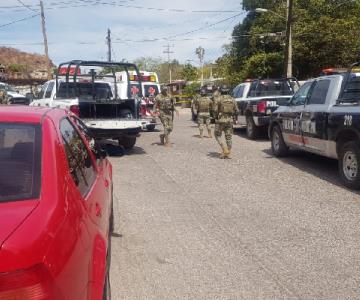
[146,124,156,132]
[339,141,360,189]
[246,116,259,139]
[271,125,289,157]
[118,136,136,149]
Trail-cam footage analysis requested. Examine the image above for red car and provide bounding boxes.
[0,106,113,300]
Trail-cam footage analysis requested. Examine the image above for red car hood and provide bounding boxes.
[0,200,39,247]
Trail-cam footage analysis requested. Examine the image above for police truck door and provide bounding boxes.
[281,81,312,148]
[301,79,331,154]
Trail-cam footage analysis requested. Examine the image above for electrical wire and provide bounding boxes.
[1,0,242,14]
[0,13,40,29]
[15,0,37,12]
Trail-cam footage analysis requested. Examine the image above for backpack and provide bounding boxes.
[219,96,235,115]
[198,97,211,113]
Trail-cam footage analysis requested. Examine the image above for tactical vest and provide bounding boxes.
[160,97,173,113]
[198,97,211,113]
[219,96,235,115]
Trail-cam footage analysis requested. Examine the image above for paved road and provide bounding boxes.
[110,109,360,300]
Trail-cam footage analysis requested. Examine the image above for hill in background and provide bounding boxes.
[0,47,54,81]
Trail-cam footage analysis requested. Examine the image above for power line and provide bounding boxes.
[0,13,39,29]
[0,0,242,14]
[15,0,37,12]
[113,12,245,44]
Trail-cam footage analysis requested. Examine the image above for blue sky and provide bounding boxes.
[0,0,245,65]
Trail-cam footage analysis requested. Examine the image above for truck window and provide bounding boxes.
[0,123,41,202]
[144,85,159,97]
[58,82,113,99]
[60,118,96,196]
[307,79,330,105]
[291,81,313,106]
[342,73,360,101]
[45,82,54,98]
[235,85,245,98]
[38,84,47,99]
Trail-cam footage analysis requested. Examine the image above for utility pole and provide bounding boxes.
[196,46,205,86]
[39,1,50,76]
[107,28,112,62]
[163,44,174,83]
[283,0,293,77]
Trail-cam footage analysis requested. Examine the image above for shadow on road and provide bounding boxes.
[143,129,161,133]
[126,146,146,155]
[234,127,269,142]
[207,152,222,159]
[262,148,360,195]
[111,232,123,238]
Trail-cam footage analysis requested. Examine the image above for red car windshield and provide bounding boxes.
[0,123,41,202]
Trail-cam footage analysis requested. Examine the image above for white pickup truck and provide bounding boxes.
[31,60,144,149]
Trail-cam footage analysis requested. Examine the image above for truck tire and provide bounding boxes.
[246,115,259,139]
[118,136,136,149]
[271,125,289,157]
[146,124,156,132]
[338,141,360,189]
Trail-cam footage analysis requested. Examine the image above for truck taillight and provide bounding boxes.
[257,101,267,114]
[0,265,58,300]
[69,105,80,117]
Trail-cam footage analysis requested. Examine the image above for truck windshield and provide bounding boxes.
[250,80,295,97]
[58,82,113,99]
[0,123,41,202]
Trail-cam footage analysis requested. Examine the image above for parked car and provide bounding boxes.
[233,78,300,139]
[0,82,29,105]
[31,60,143,149]
[269,62,360,189]
[0,106,113,299]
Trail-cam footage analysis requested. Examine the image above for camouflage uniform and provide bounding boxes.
[213,94,239,158]
[196,96,212,138]
[0,90,7,105]
[154,94,176,146]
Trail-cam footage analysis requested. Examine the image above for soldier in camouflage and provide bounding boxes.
[196,88,213,138]
[0,89,7,105]
[154,87,178,147]
[212,85,239,159]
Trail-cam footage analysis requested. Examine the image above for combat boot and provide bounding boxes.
[224,147,231,158]
[159,134,165,145]
[164,136,172,147]
[207,129,212,138]
[220,145,230,159]
[199,129,203,138]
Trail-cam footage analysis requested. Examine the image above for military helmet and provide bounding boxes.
[219,85,230,94]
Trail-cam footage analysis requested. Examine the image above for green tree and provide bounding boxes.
[181,64,198,81]
[183,82,201,97]
[217,0,360,82]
